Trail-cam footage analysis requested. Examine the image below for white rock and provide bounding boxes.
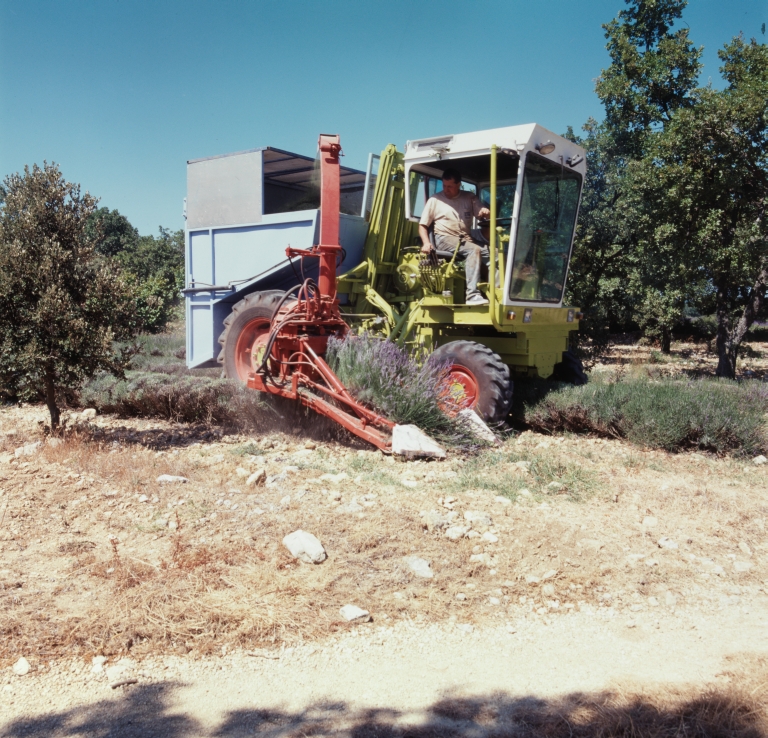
[401,478,419,488]
[541,569,558,580]
[46,437,63,448]
[644,558,659,567]
[738,541,752,556]
[339,605,371,623]
[657,537,678,550]
[14,442,41,458]
[283,530,327,564]
[421,510,449,532]
[642,516,658,528]
[518,488,532,497]
[280,495,291,506]
[404,555,433,578]
[304,440,317,450]
[482,532,499,543]
[469,553,490,564]
[319,472,348,484]
[81,408,97,419]
[463,510,492,527]
[156,475,188,484]
[458,409,498,444]
[541,583,555,597]
[455,592,467,601]
[246,469,266,487]
[91,655,107,674]
[489,596,501,605]
[235,467,250,478]
[494,495,511,506]
[753,455,767,465]
[445,525,469,541]
[665,591,677,607]
[12,657,30,676]
[525,575,541,585]
[734,560,752,573]
[391,424,446,459]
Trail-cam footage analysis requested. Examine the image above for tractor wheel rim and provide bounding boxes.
[443,365,479,413]
[234,318,270,381]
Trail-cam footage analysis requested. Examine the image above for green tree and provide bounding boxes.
[85,207,139,257]
[0,163,139,428]
[567,0,703,354]
[627,36,768,377]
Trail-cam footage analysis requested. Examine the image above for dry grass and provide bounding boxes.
[1,397,767,667]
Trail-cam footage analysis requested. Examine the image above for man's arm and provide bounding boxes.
[419,223,433,253]
[473,194,490,220]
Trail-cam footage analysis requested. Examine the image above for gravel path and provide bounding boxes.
[3,604,767,736]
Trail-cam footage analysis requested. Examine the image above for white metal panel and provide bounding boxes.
[187,150,263,229]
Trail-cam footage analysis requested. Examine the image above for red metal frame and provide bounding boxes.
[246,134,394,452]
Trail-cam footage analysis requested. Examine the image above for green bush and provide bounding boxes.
[524,377,768,456]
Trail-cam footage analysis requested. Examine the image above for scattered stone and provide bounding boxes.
[579,538,604,552]
[81,408,97,420]
[455,592,467,601]
[304,440,317,450]
[463,510,492,527]
[105,657,136,687]
[739,541,752,556]
[541,583,555,597]
[645,558,659,567]
[280,495,291,506]
[235,467,250,478]
[525,575,541,585]
[541,569,558,580]
[338,500,363,514]
[156,475,188,484]
[46,437,63,448]
[168,519,178,531]
[626,620,636,629]
[547,481,565,492]
[513,460,531,472]
[665,591,677,607]
[734,560,752,573]
[482,532,499,544]
[642,516,658,528]
[283,530,327,564]
[421,510,449,532]
[339,605,371,623]
[466,530,481,539]
[91,655,107,674]
[401,478,419,488]
[14,442,41,458]
[445,525,469,541]
[320,472,348,484]
[246,469,267,487]
[12,657,30,676]
[489,596,501,606]
[138,494,149,503]
[391,424,446,459]
[494,495,511,506]
[518,488,532,497]
[648,596,660,607]
[752,455,767,466]
[404,555,433,578]
[458,409,498,444]
[470,553,490,564]
[657,537,678,550]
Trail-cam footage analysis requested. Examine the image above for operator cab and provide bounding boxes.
[403,124,586,307]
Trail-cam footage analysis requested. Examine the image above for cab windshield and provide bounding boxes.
[509,154,581,303]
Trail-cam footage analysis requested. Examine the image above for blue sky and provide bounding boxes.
[1,0,764,235]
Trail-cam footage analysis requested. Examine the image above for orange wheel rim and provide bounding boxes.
[233,317,270,381]
[441,365,479,413]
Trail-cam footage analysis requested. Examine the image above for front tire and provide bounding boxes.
[217,291,286,382]
[431,340,513,423]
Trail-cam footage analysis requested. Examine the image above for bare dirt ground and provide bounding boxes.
[1,377,767,735]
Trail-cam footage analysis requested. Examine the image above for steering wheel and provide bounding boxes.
[477,217,512,227]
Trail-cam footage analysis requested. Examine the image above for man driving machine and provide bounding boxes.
[418,168,491,305]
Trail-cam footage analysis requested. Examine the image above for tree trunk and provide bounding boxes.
[715,261,768,379]
[661,326,671,354]
[44,371,60,430]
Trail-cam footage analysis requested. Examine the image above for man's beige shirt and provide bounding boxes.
[419,190,485,241]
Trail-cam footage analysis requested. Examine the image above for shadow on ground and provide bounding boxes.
[3,678,765,737]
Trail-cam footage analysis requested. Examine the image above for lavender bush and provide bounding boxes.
[326,333,477,447]
[525,376,768,455]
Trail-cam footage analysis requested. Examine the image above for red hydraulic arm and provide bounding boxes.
[247,134,395,452]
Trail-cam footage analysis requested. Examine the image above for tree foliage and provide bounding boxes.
[87,209,185,333]
[0,163,139,427]
[568,0,767,377]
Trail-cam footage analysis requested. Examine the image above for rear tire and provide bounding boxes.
[551,349,588,385]
[431,340,513,423]
[217,291,286,382]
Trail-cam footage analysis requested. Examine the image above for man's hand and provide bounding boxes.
[478,206,490,219]
[420,242,435,254]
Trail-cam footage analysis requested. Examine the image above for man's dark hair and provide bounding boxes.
[441,168,462,184]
